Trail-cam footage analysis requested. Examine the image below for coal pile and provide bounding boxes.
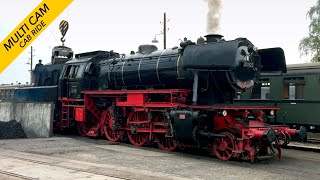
[0,120,27,139]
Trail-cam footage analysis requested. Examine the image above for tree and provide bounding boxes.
[299,0,320,62]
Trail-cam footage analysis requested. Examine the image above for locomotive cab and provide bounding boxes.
[59,62,88,98]
[58,51,119,99]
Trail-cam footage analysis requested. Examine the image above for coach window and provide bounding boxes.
[283,77,304,100]
[10,90,14,100]
[251,79,270,99]
[5,90,9,100]
[3,90,6,99]
[261,83,271,99]
[1,90,5,99]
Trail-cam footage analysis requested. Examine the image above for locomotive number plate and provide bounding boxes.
[243,61,254,68]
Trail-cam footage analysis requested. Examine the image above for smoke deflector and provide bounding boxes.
[258,47,287,74]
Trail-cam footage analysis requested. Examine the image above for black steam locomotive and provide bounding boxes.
[14,34,304,163]
[31,34,286,104]
[100,35,286,104]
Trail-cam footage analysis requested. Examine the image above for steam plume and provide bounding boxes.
[204,0,223,34]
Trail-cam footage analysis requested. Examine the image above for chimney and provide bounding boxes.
[205,34,223,43]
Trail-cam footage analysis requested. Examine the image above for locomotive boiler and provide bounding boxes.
[99,34,286,104]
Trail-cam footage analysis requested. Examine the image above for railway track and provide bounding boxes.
[0,149,184,180]
[286,138,320,152]
[0,154,126,180]
[307,138,320,144]
[0,169,36,180]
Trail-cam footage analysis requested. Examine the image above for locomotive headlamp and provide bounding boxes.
[270,110,275,116]
[222,110,227,117]
[236,80,254,89]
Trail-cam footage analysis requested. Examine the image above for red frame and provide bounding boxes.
[75,108,85,122]
[56,88,299,162]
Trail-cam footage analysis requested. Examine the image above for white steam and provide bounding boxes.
[203,0,224,34]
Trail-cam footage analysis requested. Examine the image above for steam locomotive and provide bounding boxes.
[24,34,306,163]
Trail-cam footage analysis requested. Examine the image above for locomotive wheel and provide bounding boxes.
[77,122,89,137]
[154,114,178,151]
[212,132,235,161]
[127,111,150,147]
[76,111,96,137]
[102,107,122,142]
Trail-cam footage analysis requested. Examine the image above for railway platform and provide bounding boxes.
[1,136,320,180]
[0,149,182,180]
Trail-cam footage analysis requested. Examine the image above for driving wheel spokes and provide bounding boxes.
[154,114,178,151]
[212,132,235,161]
[77,122,89,137]
[127,111,150,147]
[102,107,122,142]
[77,110,97,137]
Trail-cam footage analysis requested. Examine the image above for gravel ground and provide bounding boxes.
[0,135,320,180]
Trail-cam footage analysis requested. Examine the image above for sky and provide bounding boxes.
[0,0,317,84]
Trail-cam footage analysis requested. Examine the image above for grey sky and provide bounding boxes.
[0,0,316,84]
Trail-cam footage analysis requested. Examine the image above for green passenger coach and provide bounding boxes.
[235,62,320,133]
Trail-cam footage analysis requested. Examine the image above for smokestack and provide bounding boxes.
[204,0,224,34]
[205,34,223,43]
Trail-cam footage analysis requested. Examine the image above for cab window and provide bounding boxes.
[63,64,86,79]
[63,66,72,78]
[76,64,86,78]
[72,66,79,78]
[68,66,75,78]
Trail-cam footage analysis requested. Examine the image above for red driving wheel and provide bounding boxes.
[77,122,89,137]
[102,107,122,142]
[127,111,150,147]
[154,114,178,151]
[212,132,236,161]
[76,110,96,137]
